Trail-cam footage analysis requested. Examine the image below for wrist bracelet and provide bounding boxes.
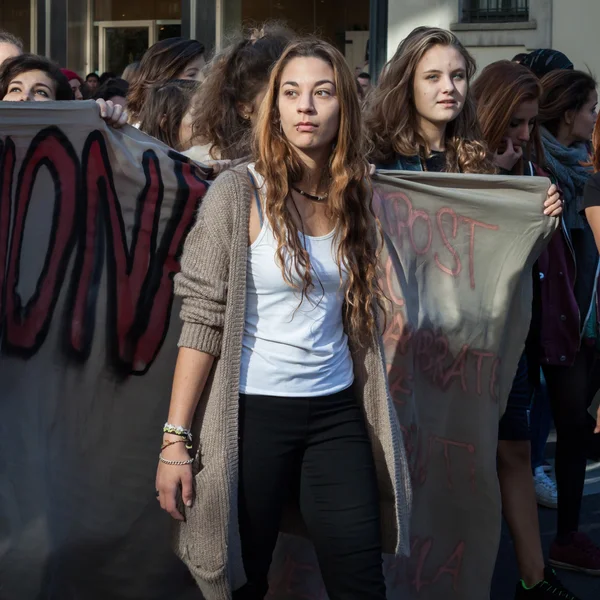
[163,423,193,448]
[159,454,194,466]
[164,422,192,437]
[161,439,187,451]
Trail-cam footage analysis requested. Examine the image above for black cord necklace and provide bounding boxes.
[291,185,329,202]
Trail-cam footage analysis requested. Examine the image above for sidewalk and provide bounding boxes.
[492,461,600,599]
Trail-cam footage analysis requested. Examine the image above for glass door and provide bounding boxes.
[156,20,182,41]
[98,21,154,75]
[96,20,183,76]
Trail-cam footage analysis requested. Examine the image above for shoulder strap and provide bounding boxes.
[247,168,264,227]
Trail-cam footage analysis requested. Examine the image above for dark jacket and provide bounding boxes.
[537,226,582,366]
[534,162,595,366]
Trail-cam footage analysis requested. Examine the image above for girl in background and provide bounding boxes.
[1,53,73,101]
[519,47,576,518]
[1,53,128,129]
[185,23,294,162]
[137,79,200,152]
[537,68,600,576]
[60,68,83,100]
[365,26,493,174]
[474,60,578,600]
[127,38,205,125]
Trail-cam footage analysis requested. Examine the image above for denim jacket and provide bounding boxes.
[376,154,423,172]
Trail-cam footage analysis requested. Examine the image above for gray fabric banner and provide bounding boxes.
[266,171,556,600]
[0,104,556,600]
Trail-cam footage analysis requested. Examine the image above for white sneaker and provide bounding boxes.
[534,466,558,508]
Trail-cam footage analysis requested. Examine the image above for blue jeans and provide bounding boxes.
[530,370,553,471]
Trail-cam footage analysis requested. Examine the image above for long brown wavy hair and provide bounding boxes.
[538,69,597,138]
[191,23,295,160]
[473,60,544,175]
[253,39,382,344]
[127,38,205,123]
[137,80,200,151]
[364,26,494,173]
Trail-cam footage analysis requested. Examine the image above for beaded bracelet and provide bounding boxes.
[163,422,192,438]
[159,454,194,466]
[163,422,193,449]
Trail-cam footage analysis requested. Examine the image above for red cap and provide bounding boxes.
[60,68,82,83]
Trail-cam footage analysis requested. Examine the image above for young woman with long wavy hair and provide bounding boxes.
[537,69,600,576]
[365,26,561,217]
[365,26,493,174]
[155,38,411,600]
[474,60,580,600]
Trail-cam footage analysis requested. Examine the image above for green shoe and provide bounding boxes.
[514,567,581,599]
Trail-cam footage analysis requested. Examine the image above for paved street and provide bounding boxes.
[492,459,600,599]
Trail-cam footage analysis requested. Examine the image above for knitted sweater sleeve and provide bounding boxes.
[174,170,239,356]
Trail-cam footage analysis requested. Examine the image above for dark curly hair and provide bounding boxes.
[190,22,295,160]
[93,77,129,102]
[0,53,72,100]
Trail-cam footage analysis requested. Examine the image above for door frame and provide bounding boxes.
[97,20,155,74]
[96,19,183,74]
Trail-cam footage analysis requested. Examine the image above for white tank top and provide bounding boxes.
[239,164,354,397]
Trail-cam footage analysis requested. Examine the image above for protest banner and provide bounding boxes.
[267,171,556,600]
[0,103,556,600]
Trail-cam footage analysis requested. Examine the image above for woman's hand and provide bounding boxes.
[544,184,563,217]
[494,138,523,172]
[155,436,194,521]
[595,403,600,434]
[95,99,128,129]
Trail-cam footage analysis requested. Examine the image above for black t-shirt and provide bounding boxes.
[583,171,600,209]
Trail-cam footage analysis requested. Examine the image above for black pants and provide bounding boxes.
[233,387,386,600]
[543,346,600,539]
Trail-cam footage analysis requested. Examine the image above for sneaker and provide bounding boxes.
[514,566,581,599]
[549,532,600,575]
[534,466,557,508]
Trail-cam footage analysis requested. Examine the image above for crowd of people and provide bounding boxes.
[1,20,600,600]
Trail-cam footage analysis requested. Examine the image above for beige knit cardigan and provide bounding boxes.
[172,164,412,599]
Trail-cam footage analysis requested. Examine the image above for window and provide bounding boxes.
[0,2,31,51]
[461,0,529,23]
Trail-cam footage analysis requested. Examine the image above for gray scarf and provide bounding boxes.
[541,127,592,230]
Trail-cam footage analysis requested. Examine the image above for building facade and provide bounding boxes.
[0,0,370,77]
[1,1,597,79]
[388,1,600,79]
